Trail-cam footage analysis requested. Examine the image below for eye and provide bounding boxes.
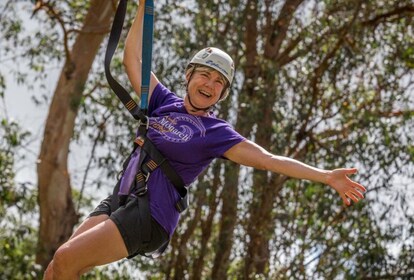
[216,79,225,86]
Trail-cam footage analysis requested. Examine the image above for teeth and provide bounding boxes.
[200,90,211,97]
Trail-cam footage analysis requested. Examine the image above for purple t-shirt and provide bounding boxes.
[119,82,245,237]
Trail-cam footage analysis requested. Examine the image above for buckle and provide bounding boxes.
[138,116,149,130]
[136,186,148,196]
[143,172,150,182]
[117,170,124,180]
[136,172,150,183]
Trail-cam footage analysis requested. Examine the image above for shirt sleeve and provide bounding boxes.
[148,82,181,115]
[204,120,246,159]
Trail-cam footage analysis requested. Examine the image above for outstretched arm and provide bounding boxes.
[224,140,366,206]
[123,0,159,99]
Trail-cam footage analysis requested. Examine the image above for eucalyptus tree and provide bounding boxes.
[148,0,414,279]
[0,109,41,278]
[1,0,117,269]
[1,0,413,278]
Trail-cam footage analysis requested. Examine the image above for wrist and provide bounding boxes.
[322,170,333,185]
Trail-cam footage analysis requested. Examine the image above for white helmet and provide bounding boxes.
[187,47,235,85]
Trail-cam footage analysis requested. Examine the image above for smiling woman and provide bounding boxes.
[43,0,367,278]
[185,47,233,100]
[185,63,230,114]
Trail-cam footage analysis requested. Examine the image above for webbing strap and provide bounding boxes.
[141,0,154,111]
[135,134,189,212]
[135,146,152,243]
[104,0,150,121]
[105,0,188,215]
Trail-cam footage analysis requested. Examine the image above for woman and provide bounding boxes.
[44,1,366,278]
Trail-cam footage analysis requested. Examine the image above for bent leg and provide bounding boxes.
[44,214,110,279]
[70,214,109,239]
[50,218,128,279]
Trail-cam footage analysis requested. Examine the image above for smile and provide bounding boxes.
[198,90,212,98]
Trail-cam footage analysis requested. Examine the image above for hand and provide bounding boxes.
[326,168,366,206]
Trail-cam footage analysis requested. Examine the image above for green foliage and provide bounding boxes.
[0,232,40,279]
[0,115,41,279]
[0,184,41,280]
[0,0,413,278]
[155,0,414,278]
[0,118,31,213]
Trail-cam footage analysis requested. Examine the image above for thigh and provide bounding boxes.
[61,219,129,270]
[69,195,114,240]
[69,214,109,240]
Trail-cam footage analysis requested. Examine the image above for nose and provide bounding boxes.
[204,78,214,89]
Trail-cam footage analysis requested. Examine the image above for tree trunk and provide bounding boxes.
[243,97,278,278]
[211,162,240,279]
[35,0,114,268]
[191,162,221,279]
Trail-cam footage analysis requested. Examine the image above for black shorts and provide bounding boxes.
[89,195,169,258]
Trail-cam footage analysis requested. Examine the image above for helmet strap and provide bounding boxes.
[185,65,215,112]
[185,64,230,112]
[186,93,214,112]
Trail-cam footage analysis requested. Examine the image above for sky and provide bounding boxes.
[0,2,113,208]
[1,1,413,265]
[1,3,56,183]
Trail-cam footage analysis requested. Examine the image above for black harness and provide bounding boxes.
[104,0,188,256]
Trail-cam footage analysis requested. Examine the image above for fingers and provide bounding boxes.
[333,167,367,206]
[343,188,365,206]
[344,167,358,174]
[354,189,365,199]
[341,181,366,206]
[341,194,351,206]
[347,190,362,202]
[344,168,367,195]
[352,181,367,193]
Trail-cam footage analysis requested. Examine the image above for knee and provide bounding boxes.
[43,261,54,280]
[51,245,78,278]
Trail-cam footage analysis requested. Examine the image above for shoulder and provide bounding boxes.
[201,116,246,156]
[203,114,238,132]
[149,82,183,114]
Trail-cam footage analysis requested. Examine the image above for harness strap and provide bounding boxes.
[105,0,188,251]
[110,148,137,211]
[134,142,152,243]
[104,0,147,122]
[135,135,189,213]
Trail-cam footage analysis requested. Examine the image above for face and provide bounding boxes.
[186,67,226,109]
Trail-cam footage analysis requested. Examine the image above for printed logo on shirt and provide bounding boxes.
[150,113,206,143]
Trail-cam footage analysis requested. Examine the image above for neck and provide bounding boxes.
[184,95,211,116]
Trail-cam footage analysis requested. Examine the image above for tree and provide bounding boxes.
[150,0,414,278]
[1,1,134,274]
[1,0,413,278]
[0,107,41,278]
[33,0,115,268]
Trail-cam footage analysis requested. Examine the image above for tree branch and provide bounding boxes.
[264,0,304,59]
[362,5,414,26]
[243,0,260,85]
[296,1,364,147]
[76,110,111,213]
[32,1,72,64]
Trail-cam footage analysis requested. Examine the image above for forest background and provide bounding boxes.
[1,0,413,279]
